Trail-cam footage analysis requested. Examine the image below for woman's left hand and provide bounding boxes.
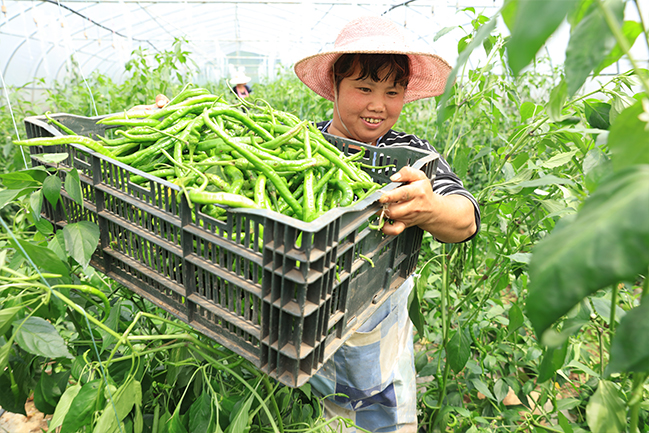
[378,166,476,243]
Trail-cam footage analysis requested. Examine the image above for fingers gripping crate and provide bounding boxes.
[24,113,438,387]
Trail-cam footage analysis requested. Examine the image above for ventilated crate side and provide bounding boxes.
[25,113,438,387]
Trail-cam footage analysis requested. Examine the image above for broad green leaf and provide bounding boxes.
[13,316,72,359]
[506,174,573,193]
[506,0,579,75]
[541,150,579,169]
[0,370,28,415]
[34,370,70,415]
[507,303,524,333]
[508,253,531,264]
[31,153,69,165]
[558,411,574,433]
[408,282,425,338]
[0,169,46,189]
[594,21,644,75]
[584,100,611,130]
[0,188,22,210]
[586,380,626,433]
[0,341,12,376]
[519,101,542,122]
[11,238,70,278]
[566,360,601,378]
[564,0,624,95]
[64,168,83,205]
[61,379,103,433]
[63,221,100,269]
[526,166,649,337]
[583,146,611,193]
[93,377,140,433]
[447,328,471,373]
[470,378,495,401]
[49,384,81,431]
[547,79,568,122]
[100,300,121,353]
[34,217,54,236]
[30,190,43,221]
[0,306,22,336]
[433,25,457,42]
[606,294,649,375]
[189,392,213,433]
[169,410,189,433]
[225,392,254,433]
[494,378,509,404]
[42,175,62,208]
[537,340,568,383]
[607,99,649,171]
[557,398,581,411]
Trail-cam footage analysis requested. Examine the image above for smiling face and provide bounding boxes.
[329,54,409,145]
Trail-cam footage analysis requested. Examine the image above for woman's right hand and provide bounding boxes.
[128,94,170,113]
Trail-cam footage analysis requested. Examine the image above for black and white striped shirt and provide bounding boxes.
[317,121,481,242]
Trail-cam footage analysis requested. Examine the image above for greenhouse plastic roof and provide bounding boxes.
[0,0,647,90]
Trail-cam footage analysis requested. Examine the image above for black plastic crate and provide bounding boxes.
[24,112,438,387]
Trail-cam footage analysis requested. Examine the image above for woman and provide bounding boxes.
[294,16,480,432]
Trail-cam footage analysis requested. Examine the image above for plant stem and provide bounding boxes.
[628,372,649,433]
[609,284,618,345]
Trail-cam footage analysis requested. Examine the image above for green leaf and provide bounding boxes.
[13,316,72,359]
[606,294,649,375]
[42,175,62,208]
[61,379,103,433]
[537,339,568,383]
[0,341,12,376]
[225,392,254,433]
[34,370,70,414]
[0,188,22,210]
[409,266,429,337]
[0,168,47,189]
[31,153,69,165]
[471,378,495,401]
[93,377,140,433]
[0,306,22,336]
[526,166,649,337]
[558,411,574,433]
[100,300,121,353]
[11,238,70,279]
[63,221,100,269]
[30,190,43,222]
[541,150,579,169]
[564,0,624,95]
[584,100,612,130]
[494,378,509,404]
[586,380,626,433]
[506,0,580,75]
[507,303,524,334]
[433,25,457,42]
[594,20,644,75]
[607,99,649,171]
[64,168,83,206]
[519,101,542,122]
[49,384,81,431]
[547,79,568,122]
[189,392,213,433]
[447,328,471,373]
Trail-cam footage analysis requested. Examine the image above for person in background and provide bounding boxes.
[293,15,480,432]
[230,70,253,99]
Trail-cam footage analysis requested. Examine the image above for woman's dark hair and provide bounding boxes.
[332,53,410,91]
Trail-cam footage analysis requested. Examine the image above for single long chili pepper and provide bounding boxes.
[186,189,260,209]
[156,101,224,130]
[225,166,244,194]
[254,174,269,209]
[302,127,316,222]
[98,118,162,128]
[260,120,309,150]
[329,179,354,206]
[173,115,205,178]
[202,111,303,219]
[116,135,175,165]
[14,135,114,158]
[206,107,274,141]
[45,112,76,135]
[129,168,176,184]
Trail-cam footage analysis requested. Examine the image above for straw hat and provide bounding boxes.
[229,70,251,86]
[294,16,452,103]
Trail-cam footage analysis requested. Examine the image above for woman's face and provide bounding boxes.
[329,65,405,145]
